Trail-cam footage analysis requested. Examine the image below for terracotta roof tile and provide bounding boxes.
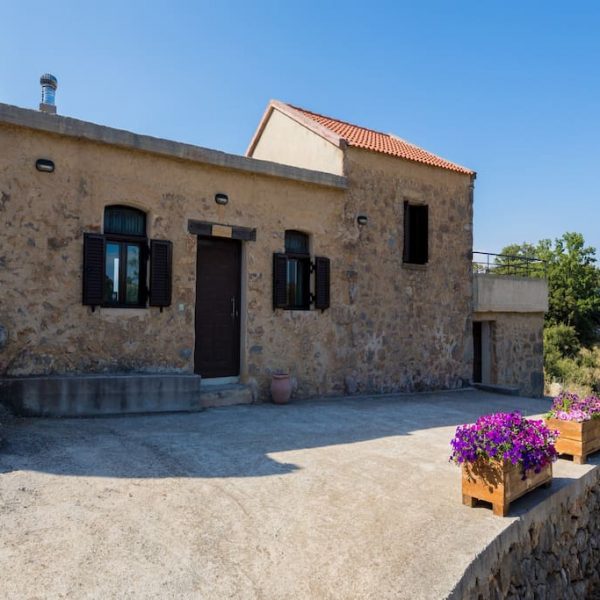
[286,104,474,175]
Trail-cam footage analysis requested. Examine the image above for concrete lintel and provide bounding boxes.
[0,103,348,190]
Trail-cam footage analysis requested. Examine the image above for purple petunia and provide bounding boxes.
[547,392,600,422]
[450,411,558,478]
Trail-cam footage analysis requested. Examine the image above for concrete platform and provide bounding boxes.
[0,373,204,416]
[0,374,253,416]
[0,390,597,599]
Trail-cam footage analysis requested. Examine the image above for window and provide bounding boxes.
[82,206,172,310]
[403,202,428,264]
[103,206,147,307]
[284,231,310,310]
[272,231,330,311]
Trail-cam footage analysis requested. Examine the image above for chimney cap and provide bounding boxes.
[40,73,58,89]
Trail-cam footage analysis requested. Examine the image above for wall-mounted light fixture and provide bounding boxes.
[357,215,368,226]
[215,193,229,206]
[35,158,55,173]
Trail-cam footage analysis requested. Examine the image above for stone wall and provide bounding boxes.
[342,147,474,393]
[451,467,600,600]
[0,117,474,399]
[474,311,545,398]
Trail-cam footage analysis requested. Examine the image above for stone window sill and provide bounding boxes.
[402,262,428,272]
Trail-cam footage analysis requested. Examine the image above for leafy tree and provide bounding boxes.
[500,232,600,345]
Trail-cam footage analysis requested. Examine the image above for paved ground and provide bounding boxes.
[0,390,597,599]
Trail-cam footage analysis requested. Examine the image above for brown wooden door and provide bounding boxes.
[194,237,241,378]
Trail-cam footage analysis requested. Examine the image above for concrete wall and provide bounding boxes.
[473,274,548,313]
[474,311,545,397]
[249,108,344,175]
[0,117,474,399]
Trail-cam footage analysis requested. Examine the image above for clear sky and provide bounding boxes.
[2,1,599,255]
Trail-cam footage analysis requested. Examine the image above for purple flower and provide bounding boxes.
[547,393,600,422]
[449,411,558,479]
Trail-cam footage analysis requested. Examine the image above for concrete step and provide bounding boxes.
[0,373,255,417]
[200,383,254,408]
[473,382,520,396]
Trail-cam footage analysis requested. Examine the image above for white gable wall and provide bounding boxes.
[250,109,344,175]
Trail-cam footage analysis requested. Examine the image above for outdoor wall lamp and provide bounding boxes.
[357,215,368,226]
[215,193,229,206]
[35,158,55,173]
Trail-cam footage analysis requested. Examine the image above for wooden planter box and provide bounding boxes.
[462,459,552,517]
[545,418,600,465]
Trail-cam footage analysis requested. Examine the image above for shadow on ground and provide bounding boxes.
[0,389,557,480]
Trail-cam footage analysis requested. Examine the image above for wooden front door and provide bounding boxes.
[194,237,241,378]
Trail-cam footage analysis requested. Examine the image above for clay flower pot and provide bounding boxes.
[271,373,292,404]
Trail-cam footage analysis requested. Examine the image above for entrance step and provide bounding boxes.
[473,382,520,396]
[200,383,254,408]
[1,373,205,417]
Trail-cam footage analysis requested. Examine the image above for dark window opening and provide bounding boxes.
[403,202,429,264]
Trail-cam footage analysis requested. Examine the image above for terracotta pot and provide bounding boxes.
[271,373,292,404]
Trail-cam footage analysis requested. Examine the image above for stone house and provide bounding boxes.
[0,94,546,415]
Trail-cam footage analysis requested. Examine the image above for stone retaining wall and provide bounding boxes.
[450,466,600,600]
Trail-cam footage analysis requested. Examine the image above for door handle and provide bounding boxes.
[231,296,236,319]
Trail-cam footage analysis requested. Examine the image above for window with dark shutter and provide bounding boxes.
[314,256,330,311]
[149,239,172,307]
[403,202,429,264]
[82,233,105,306]
[82,205,161,309]
[273,232,330,312]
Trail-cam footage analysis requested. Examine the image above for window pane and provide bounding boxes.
[285,230,309,254]
[104,242,120,303]
[104,206,146,236]
[287,259,297,306]
[286,258,308,308]
[125,244,141,304]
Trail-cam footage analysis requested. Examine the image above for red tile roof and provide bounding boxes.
[286,103,474,175]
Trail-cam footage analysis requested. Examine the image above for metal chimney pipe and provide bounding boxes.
[39,74,58,114]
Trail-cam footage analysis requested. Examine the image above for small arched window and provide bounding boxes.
[102,205,147,307]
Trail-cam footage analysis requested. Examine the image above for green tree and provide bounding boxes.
[500,232,600,345]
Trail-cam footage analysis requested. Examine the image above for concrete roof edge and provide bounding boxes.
[0,103,348,190]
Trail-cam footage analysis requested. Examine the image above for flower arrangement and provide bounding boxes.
[450,411,558,477]
[546,392,600,422]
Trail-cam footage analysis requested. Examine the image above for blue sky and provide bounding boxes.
[2,1,599,254]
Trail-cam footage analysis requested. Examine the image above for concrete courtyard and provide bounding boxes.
[0,390,596,599]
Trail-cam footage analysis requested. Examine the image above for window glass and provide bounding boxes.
[125,245,141,304]
[285,230,309,255]
[104,206,146,236]
[104,242,120,303]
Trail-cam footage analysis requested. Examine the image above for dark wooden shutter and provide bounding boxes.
[149,239,172,307]
[273,253,288,309]
[314,256,330,311]
[82,233,105,306]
